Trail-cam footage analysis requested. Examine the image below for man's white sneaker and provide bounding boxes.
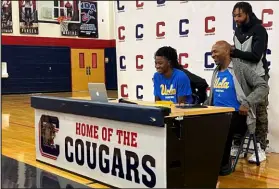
[248,143,267,163]
[230,146,244,158]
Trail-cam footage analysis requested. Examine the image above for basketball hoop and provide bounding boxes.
[57,16,70,33]
[57,16,72,32]
[57,16,67,23]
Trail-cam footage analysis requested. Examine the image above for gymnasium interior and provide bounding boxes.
[1,0,279,188]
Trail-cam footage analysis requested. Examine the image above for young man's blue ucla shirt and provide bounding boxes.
[153,68,193,104]
[213,69,240,111]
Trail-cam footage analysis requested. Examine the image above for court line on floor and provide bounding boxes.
[235,170,279,182]
[86,181,97,185]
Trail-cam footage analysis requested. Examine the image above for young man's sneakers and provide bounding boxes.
[248,143,267,163]
[231,143,267,163]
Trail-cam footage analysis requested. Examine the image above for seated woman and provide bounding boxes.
[153,46,193,104]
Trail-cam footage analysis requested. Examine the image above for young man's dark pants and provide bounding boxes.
[220,112,247,175]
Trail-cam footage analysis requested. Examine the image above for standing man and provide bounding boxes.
[231,1,269,162]
[153,46,193,104]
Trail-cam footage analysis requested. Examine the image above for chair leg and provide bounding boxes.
[252,134,261,166]
[244,134,252,158]
[232,131,248,172]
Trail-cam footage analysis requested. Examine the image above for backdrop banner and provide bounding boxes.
[18,0,39,34]
[35,110,166,188]
[115,1,279,152]
[78,0,98,38]
[60,0,81,36]
[1,0,13,33]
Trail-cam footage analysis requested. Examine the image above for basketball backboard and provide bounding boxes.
[37,0,81,23]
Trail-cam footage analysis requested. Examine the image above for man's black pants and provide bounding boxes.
[221,112,247,167]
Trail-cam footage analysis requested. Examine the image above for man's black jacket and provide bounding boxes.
[181,69,208,104]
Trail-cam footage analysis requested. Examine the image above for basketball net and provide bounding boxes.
[57,16,71,32]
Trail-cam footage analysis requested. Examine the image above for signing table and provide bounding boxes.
[31,96,234,188]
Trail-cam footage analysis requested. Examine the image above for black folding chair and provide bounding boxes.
[232,130,261,172]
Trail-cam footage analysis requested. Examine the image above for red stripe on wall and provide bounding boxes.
[2,36,116,49]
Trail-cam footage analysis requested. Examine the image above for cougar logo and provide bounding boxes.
[39,115,60,160]
[42,122,56,147]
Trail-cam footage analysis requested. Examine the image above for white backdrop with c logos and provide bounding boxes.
[114,1,279,152]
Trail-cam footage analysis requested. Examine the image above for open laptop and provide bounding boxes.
[88,83,116,102]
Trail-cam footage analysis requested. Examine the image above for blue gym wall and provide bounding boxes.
[105,48,118,90]
[2,36,117,94]
[2,45,71,94]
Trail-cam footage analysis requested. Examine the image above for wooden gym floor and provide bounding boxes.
[2,91,279,188]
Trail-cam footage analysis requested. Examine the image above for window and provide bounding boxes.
[53,0,63,19]
[79,53,85,68]
[92,53,97,68]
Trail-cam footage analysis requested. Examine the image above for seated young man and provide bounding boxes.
[153,46,193,104]
[204,41,269,176]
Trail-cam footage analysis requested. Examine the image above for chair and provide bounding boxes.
[231,130,261,172]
